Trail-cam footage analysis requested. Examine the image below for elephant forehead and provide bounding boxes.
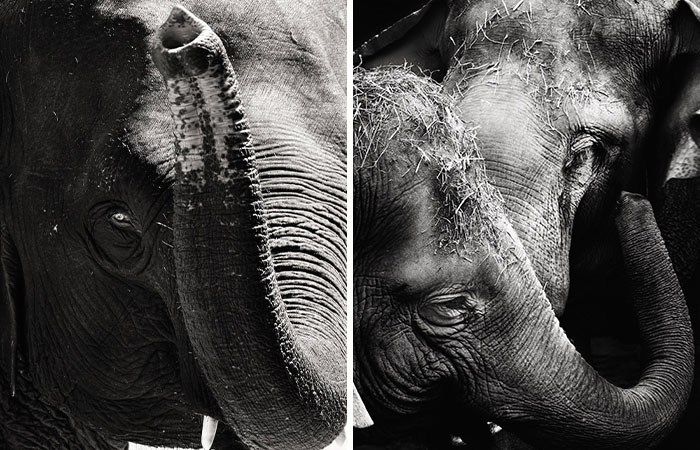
[2,7,148,169]
[448,0,671,55]
[446,0,672,109]
[354,68,509,263]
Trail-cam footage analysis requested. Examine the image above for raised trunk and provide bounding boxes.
[151,7,344,449]
[485,193,693,449]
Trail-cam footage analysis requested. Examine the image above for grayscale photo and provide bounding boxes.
[353,1,700,449]
[0,1,347,449]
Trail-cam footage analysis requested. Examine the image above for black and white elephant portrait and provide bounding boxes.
[354,0,700,448]
[0,1,346,449]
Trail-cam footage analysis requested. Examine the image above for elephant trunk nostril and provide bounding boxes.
[151,6,224,79]
[159,7,205,50]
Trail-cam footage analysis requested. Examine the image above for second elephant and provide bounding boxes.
[353,66,694,450]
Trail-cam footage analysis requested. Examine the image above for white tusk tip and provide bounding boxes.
[201,415,218,450]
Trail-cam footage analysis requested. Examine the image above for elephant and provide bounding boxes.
[353,65,694,449]
[355,0,700,447]
[0,1,346,449]
[641,53,700,449]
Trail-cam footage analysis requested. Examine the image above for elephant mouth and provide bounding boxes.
[171,342,231,448]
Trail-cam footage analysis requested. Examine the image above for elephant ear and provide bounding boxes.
[0,224,21,397]
[0,23,17,398]
[657,1,700,184]
[644,1,700,298]
[353,0,449,76]
[667,112,700,182]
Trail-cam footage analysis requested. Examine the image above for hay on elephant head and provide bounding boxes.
[353,66,505,256]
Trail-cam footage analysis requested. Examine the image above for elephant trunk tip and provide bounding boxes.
[151,5,225,79]
[161,6,204,49]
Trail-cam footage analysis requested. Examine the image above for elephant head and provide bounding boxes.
[356,0,700,318]
[353,66,693,449]
[0,2,346,449]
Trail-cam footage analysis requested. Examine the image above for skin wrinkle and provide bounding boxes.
[364,316,442,413]
[411,310,465,380]
[357,287,458,426]
[374,195,428,253]
[0,369,125,449]
[36,270,175,399]
[265,187,346,239]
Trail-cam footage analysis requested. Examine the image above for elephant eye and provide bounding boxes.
[565,134,602,175]
[420,294,474,328]
[87,202,146,272]
[110,212,136,230]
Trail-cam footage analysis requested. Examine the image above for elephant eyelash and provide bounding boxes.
[430,293,472,305]
[426,304,465,320]
[424,291,478,314]
[419,293,476,328]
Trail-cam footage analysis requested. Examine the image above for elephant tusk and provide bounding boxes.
[488,422,503,435]
[323,428,347,449]
[352,384,374,428]
[201,415,218,450]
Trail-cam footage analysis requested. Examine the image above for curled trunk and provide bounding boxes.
[484,193,693,449]
[151,6,345,449]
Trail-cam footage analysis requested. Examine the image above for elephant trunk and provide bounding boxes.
[151,6,344,449]
[481,193,693,449]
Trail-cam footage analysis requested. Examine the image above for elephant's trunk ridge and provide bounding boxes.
[151,6,345,449]
[152,6,251,188]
